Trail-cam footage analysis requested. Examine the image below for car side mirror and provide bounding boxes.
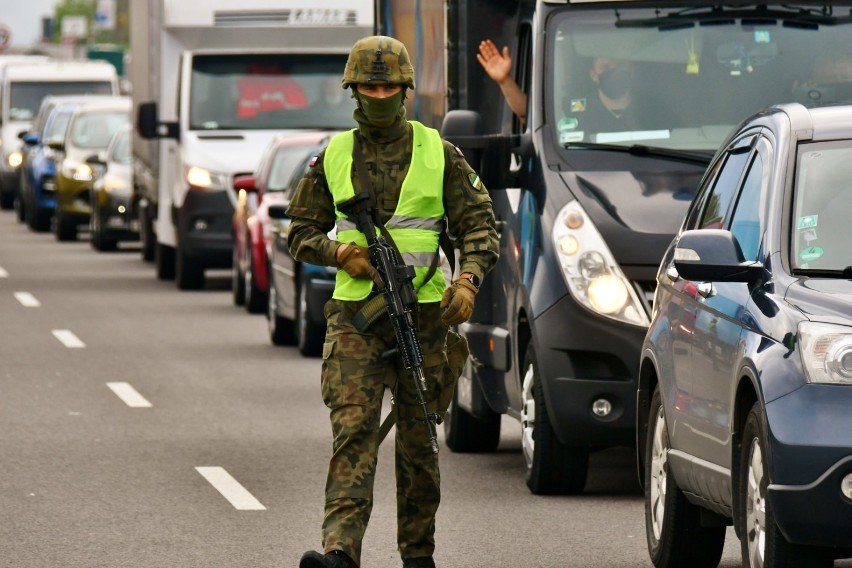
[22,132,39,146]
[674,229,764,283]
[441,109,517,190]
[137,101,178,140]
[233,174,257,193]
[85,153,106,166]
[267,204,289,220]
[47,140,65,152]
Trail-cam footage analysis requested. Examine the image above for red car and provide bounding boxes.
[231,131,334,313]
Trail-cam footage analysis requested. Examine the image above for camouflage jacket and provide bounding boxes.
[286,119,499,284]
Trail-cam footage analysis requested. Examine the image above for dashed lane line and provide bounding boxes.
[52,329,86,348]
[106,382,152,408]
[195,467,266,511]
[14,292,40,307]
[0,266,7,278]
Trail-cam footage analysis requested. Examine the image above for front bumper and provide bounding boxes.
[96,192,139,240]
[57,176,92,218]
[533,292,646,447]
[175,190,234,268]
[766,385,852,548]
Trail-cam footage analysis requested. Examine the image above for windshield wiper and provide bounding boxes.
[562,141,712,165]
[615,4,852,30]
[792,266,852,278]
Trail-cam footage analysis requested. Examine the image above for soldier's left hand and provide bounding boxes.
[440,277,478,326]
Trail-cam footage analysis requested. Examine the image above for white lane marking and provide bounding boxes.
[14,292,41,307]
[52,329,86,348]
[0,266,8,278]
[195,467,266,510]
[106,382,152,408]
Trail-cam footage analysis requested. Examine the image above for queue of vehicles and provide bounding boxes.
[2,1,851,567]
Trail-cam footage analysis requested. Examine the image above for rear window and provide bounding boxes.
[69,111,129,150]
[9,82,114,121]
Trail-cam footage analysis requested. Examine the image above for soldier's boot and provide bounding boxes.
[299,550,358,568]
[402,557,436,568]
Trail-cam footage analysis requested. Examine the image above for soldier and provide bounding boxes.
[290,36,499,568]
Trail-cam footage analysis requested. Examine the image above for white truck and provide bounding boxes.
[0,58,118,211]
[131,0,374,289]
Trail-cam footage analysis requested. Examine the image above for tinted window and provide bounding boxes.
[9,82,113,121]
[189,54,350,131]
[729,152,764,261]
[700,149,750,230]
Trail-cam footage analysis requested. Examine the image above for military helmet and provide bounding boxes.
[342,35,415,89]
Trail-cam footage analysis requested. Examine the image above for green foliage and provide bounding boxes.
[52,0,96,43]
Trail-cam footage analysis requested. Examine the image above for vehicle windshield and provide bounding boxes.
[267,146,314,192]
[190,54,350,131]
[110,129,131,164]
[45,110,73,144]
[549,6,852,151]
[69,111,129,150]
[9,82,113,121]
[791,141,852,272]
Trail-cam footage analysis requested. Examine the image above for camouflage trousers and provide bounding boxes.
[319,298,452,566]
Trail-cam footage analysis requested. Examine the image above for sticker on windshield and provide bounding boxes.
[798,215,818,229]
[569,98,587,112]
[559,131,585,144]
[800,246,824,262]
[801,228,818,243]
[558,116,579,132]
[754,30,771,43]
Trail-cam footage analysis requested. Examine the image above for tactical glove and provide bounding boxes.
[440,277,478,326]
[337,243,384,287]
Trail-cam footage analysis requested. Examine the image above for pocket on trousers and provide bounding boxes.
[320,338,383,409]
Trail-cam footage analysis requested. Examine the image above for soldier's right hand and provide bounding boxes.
[337,243,384,287]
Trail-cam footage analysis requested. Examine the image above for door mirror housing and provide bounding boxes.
[440,109,516,190]
[267,204,289,220]
[674,229,764,283]
[233,175,257,193]
[22,132,39,146]
[47,140,65,152]
[136,101,178,140]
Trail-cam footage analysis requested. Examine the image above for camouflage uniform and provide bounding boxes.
[289,36,499,567]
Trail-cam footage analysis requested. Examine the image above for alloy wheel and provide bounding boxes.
[746,438,766,568]
[649,404,668,542]
[520,361,536,470]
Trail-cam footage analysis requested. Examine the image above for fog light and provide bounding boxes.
[592,398,612,417]
[842,474,852,500]
[118,205,126,214]
[194,219,209,231]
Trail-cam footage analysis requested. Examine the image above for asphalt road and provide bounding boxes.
[0,211,847,568]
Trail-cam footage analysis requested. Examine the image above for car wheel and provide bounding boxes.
[267,271,295,346]
[14,195,25,223]
[443,377,501,453]
[27,194,50,232]
[645,386,725,568]
[738,404,832,568]
[140,206,155,262]
[296,272,324,356]
[55,209,77,242]
[232,244,245,306]
[244,239,267,314]
[90,204,117,252]
[0,189,13,210]
[155,242,176,281]
[176,245,204,290]
[521,343,589,495]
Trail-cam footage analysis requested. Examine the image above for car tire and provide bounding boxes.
[244,239,267,314]
[0,190,13,210]
[232,244,246,306]
[738,404,832,568]
[155,242,176,280]
[267,271,295,346]
[14,195,25,223]
[139,206,155,262]
[296,272,324,356]
[443,379,501,453]
[55,210,77,242]
[176,246,204,290]
[521,343,589,495]
[645,385,726,568]
[27,195,50,232]
[90,204,117,252]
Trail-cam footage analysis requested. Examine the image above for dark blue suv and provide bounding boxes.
[638,103,852,568]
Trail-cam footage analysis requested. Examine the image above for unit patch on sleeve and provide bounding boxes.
[454,146,464,157]
[468,172,483,191]
[309,155,318,167]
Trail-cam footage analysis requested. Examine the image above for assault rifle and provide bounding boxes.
[338,192,440,454]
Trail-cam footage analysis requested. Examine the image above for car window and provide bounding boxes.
[46,110,73,143]
[684,156,725,230]
[700,146,752,230]
[728,150,764,262]
[69,111,129,149]
[792,141,852,270]
[267,146,314,192]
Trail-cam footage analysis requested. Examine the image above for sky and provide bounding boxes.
[0,0,59,47]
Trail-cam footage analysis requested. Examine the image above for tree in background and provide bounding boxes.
[52,0,129,47]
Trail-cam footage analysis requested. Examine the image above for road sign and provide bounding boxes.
[61,16,88,40]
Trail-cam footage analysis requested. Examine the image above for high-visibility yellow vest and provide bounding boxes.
[324,121,446,302]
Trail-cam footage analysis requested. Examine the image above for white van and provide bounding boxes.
[0,60,119,209]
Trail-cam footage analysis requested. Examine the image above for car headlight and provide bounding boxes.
[8,151,23,168]
[798,321,852,384]
[185,165,228,190]
[552,200,649,326]
[62,160,93,181]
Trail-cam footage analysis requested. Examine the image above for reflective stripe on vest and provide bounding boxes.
[325,122,446,302]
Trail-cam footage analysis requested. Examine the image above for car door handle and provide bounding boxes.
[697,282,714,298]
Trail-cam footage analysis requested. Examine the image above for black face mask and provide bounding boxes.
[598,67,632,99]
